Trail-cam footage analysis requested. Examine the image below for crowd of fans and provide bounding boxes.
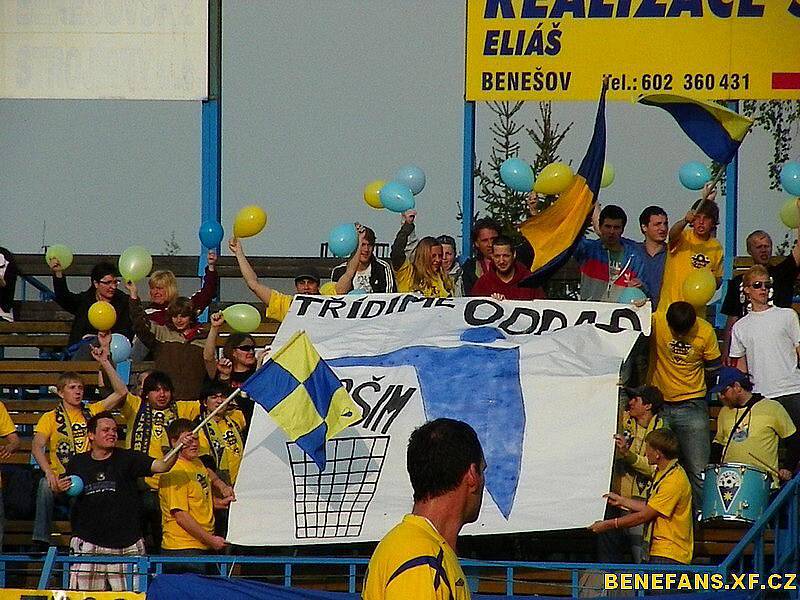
[1,184,800,591]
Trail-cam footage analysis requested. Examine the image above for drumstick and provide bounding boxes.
[746,452,781,478]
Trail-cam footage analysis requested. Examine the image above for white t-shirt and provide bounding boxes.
[352,263,373,293]
[729,306,800,398]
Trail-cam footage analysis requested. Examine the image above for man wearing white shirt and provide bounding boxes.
[730,264,800,466]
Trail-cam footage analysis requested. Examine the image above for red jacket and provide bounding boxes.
[470,262,546,300]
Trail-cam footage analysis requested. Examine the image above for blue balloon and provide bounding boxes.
[199,221,224,248]
[109,333,132,363]
[678,162,711,191]
[347,288,367,296]
[394,165,426,195]
[328,223,358,257]
[618,287,647,304]
[780,162,800,196]
[66,475,84,497]
[499,158,534,193]
[380,182,415,213]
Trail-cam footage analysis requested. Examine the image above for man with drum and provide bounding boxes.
[710,367,797,487]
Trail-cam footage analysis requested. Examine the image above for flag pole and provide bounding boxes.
[163,387,242,462]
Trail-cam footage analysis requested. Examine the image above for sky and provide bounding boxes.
[1,2,798,259]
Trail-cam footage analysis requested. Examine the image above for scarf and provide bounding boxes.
[201,409,244,485]
[53,403,92,469]
[131,398,179,456]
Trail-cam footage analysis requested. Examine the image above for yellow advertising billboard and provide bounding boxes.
[465,0,800,101]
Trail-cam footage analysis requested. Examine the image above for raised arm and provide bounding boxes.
[204,311,224,378]
[92,338,129,411]
[49,258,82,314]
[334,225,366,295]
[390,212,416,270]
[229,238,273,305]
[190,250,220,312]
[126,281,158,349]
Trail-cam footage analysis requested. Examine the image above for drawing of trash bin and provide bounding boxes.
[287,435,390,539]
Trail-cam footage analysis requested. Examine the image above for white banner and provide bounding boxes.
[0,0,208,100]
[229,295,650,546]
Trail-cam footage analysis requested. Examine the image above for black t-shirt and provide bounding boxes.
[66,449,154,548]
[721,256,799,318]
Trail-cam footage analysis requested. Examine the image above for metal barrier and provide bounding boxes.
[718,474,800,598]
[0,475,798,596]
[0,551,726,596]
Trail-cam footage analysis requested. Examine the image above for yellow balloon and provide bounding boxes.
[363,179,386,209]
[234,205,268,238]
[682,268,716,307]
[88,301,117,332]
[779,198,800,229]
[319,282,338,296]
[533,162,574,195]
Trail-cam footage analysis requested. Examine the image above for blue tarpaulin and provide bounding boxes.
[147,574,752,600]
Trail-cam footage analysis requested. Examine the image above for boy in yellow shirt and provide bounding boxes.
[159,418,234,573]
[590,429,694,566]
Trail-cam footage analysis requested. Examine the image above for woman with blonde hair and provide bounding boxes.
[390,212,452,297]
[145,250,219,326]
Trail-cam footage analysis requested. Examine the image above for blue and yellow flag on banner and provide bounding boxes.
[240,330,362,471]
[638,93,753,165]
[519,83,606,286]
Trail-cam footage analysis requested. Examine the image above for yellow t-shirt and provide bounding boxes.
[647,460,694,564]
[34,402,105,476]
[159,456,215,550]
[197,409,246,485]
[266,290,293,322]
[363,514,471,600]
[649,311,721,402]
[714,398,796,487]
[659,228,722,318]
[395,262,451,298]
[121,394,200,490]
[0,400,17,488]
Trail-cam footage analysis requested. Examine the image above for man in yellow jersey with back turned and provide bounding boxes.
[363,418,486,600]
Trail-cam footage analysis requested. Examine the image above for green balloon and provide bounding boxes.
[601,162,615,188]
[223,303,262,333]
[779,198,800,229]
[45,244,74,270]
[118,246,153,282]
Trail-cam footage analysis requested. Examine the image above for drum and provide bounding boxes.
[701,463,771,524]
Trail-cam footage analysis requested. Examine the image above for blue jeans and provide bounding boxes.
[659,398,709,510]
[33,477,71,544]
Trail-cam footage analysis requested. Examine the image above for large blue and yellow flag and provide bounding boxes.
[638,93,753,165]
[240,330,362,470]
[519,83,606,285]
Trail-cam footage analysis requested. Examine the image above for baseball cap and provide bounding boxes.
[709,367,749,394]
[294,272,320,284]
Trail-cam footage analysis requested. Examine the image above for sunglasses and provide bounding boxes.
[236,345,256,352]
[97,278,119,286]
[749,281,772,290]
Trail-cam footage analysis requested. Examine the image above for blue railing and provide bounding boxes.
[0,484,796,597]
[18,273,55,302]
[718,474,800,595]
